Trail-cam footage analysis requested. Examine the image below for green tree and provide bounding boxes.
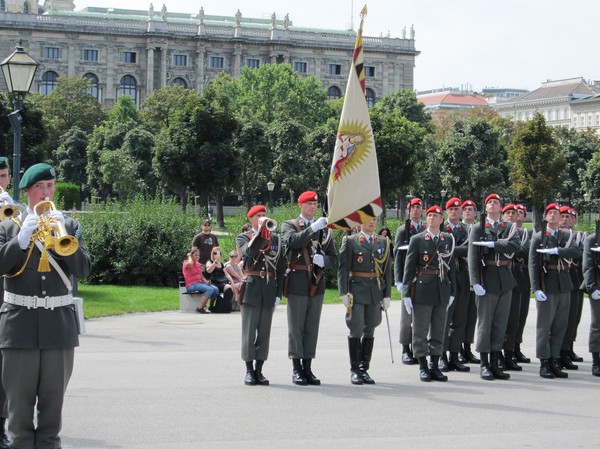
[108,95,141,127]
[509,113,565,229]
[140,84,200,134]
[53,127,88,187]
[372,88,432,131]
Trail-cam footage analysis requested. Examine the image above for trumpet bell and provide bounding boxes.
[265,219,277,232]
[0,204,17,221]
[54,235,79,257]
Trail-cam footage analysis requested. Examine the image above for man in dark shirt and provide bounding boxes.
[191,218,219,265]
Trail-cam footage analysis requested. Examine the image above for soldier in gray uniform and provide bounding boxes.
[468,193,520,380]
[529,203,581,379]
[394,197,424,365]
[0,163,91,449]
[513,204,532,364]
[460,199,480,364]
[339,217,392,385]
[236,205,285,386]
[403,205,456,382]
[581,231,600,377]
[281,191,337,385]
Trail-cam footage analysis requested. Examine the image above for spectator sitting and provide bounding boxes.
[182,247,219,314]
[378,227,393,256]
[205,246,234,307]
[225,250,245,311]
[191,219,219,266]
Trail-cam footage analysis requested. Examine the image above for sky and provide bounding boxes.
[72,0,600,93]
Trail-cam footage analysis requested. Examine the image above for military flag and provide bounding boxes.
[326,5,382,230]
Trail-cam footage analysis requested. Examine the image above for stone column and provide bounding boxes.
[195,48,205,93]
[67,44,75,77]
[146,47,155,96]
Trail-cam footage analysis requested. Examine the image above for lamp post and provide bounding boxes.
[440,188,447,207]
[267,181,275,209]
[1,41,39,200]
[584,192,592,225]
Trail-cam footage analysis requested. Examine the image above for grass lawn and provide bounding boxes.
[79,284,403,319]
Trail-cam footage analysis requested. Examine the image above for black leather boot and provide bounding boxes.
[438,352,449,372]
[359,337,376,384]
[244,361,257,385]
[254,360,270,385]
[348,337,363,385]
[490,351,510,379]
[480,352,494,380]
[496,351,506,371]
[568,344,584,362]
[402,344,416,365]
[0,418,9,449]
[514,344,530,363]
[503,350,522,371]
[539,359,555,378]
[418,357,431,382]
[448,351,470,372]
[292,358,307,385]
[302,358,321,385]
[463,344,480,364]
[549,357,568,378]
[592,352,600,377]
[560,350,578,370]
[429,355,448,381]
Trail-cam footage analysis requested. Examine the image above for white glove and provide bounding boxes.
[0,191,15,206]
[403,297,413,315]
[49,210,66,228]
[18,214,40,250]
[312,253,325,268]
[395,282,403,293]
[382,297,390,311]
[340,293,353,308]
[472,241,495,248]
[535,290,547,302]
[591,290,600,300]
[591,247,600,253]
[447,296,455,310]
[536,248,559,255]
[310,217,328,233]
[274,297,281,307]
[473,284,486,296]
[397,244,409,251]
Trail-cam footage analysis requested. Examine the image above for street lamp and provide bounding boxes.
[1,41,39,200]
[440,188,447,207]
[584,192,592,224]
[266,181,275,209]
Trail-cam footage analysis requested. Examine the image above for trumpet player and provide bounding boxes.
[0,156,20,222]
[0,163,91,449]
[236,205,285,386]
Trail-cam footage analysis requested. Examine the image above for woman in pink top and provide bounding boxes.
[182,247,219,313]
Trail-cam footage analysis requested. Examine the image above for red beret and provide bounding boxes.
[485,193,502,205]
[445,197,462,210]
[570,208,577,217]
[545,203,560,213]
[502,204,517,213]
[462,199,476,209]
[407,198,423,209]
[516,204,527,213]
[426,205,443,215]
[298,191,318,204]
[559,205,570,214]
[247,205,266,218]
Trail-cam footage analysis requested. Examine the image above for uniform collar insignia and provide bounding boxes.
[425,233,431,240]
[359,234,365,243]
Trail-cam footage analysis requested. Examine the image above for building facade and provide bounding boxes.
[0,4,419,108]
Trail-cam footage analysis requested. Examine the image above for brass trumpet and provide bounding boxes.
[34,199,79,257]
[258,217,277,232]
[0,186,18,221]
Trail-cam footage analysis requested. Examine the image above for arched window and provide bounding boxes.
[83,73,99,100]
[365,88,376,108]
[40,71,58,96]
[0,0,6,12]
[172,77,187,88]
[23,1,29,13]
[118,75,137,102]
[327,86,342,100]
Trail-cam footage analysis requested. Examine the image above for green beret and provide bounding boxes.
[19,163,56,189]
[0,157,8,170]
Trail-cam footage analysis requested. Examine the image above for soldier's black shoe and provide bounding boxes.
[503,351,522,371]
[549,358,568,378]
[429,356,448,381]
[401,345,417,365]
[292,359,307,385]
[448,352,470,372]
[0,418,9,449]
[539,359,555,379]
[480,363,494,380]
[302,359,321,385]
[438,353,449,372]
[560,351,579,370]
[359,369,375,384]
[463,344,480,364]
[418,357,431,382]
[255,360,270,385]
[458,349,467,364]
[496,351,506,371]
[568,348,584,363]
[593,353,600,377]
[514,346,531,363]
[350,370,363,385]
[244,361,257,386]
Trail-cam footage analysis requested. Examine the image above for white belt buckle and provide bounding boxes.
[31,296,50,310]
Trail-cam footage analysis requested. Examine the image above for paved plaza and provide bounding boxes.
[61,301,598,449]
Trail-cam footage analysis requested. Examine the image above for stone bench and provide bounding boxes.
[178,274,202,313]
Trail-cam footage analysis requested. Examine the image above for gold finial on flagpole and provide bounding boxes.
[360,5,367,19]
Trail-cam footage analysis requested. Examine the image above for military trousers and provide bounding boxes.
[589,297,600,353]
[412,303,448,358]
[346,302,382,339]
[561,289,584,351]
[445,272,470,353]
[241,302,274,362]
[464,290,478,345]
[504,284,529,351]
[475,290,512,353]
[2,347,74,449]
[398,298,413,345]
[287,293,324,359]
[535,292,569,359]
[0,351,6,418]
[515,287,531,345]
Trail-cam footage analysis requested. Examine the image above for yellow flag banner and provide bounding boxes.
[326,5,382,231]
